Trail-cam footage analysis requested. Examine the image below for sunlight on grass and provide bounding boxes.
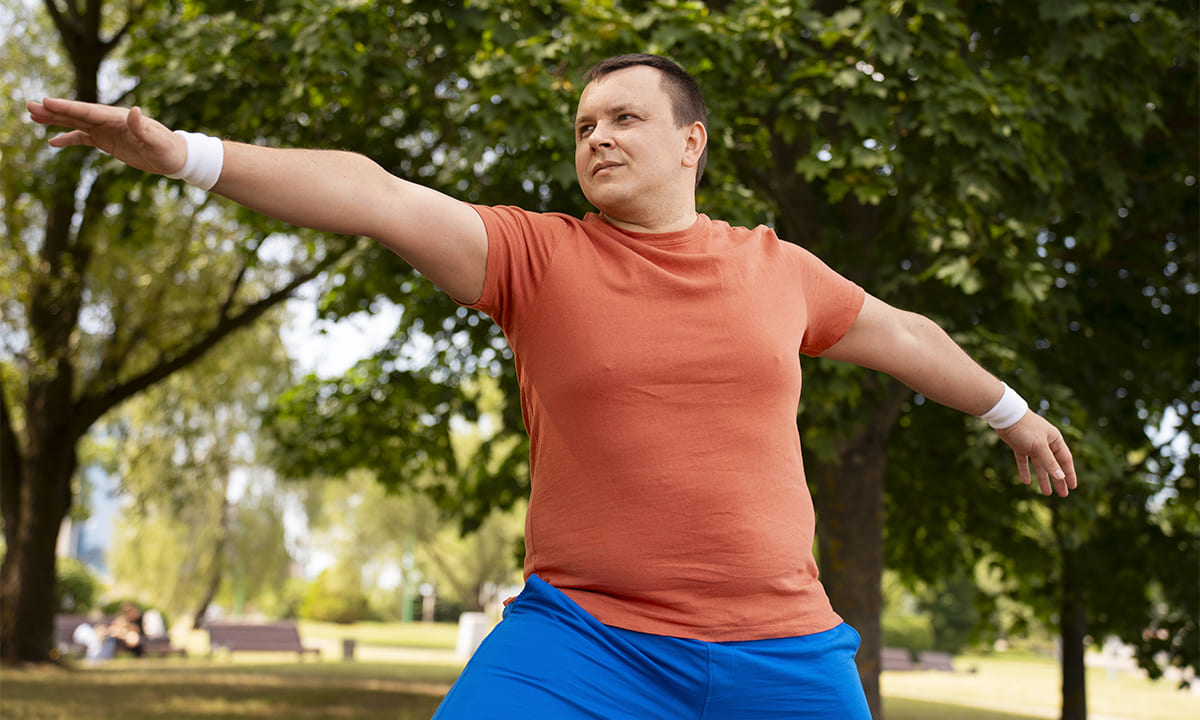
[884,697,1042,720]
[0,661,451,720]
[883,654,1199,720]
[298,620,465,649]
[3,651,1197,719]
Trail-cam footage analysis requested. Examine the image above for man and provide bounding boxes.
[30,53,1075,718]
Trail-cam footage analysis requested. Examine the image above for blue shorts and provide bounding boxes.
[432,575,871,719]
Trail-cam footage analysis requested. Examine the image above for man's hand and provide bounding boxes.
[996,412,1077,497]
[28,98,186,176]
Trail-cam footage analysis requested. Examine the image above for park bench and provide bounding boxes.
[206,620,320,659]
[54,613,187,658]
[54,614,91,657]
[881,647,917,671]
[918,650,956,671]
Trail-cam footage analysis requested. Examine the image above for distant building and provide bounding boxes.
[56,464,119,581]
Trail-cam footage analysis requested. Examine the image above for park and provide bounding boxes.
[1,1,1196,719]
[4,618,1199,719]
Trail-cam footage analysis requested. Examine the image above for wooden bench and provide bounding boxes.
[918,650,956,671]
[143,635,188,657]
[206,621,320,659]
[881,647,917,671]
[54,614,91,657]
[54,613,186,658]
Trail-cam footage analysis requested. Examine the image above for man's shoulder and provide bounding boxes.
[708,217,814,254]
[474,204,587,230]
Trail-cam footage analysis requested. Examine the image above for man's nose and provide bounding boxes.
[588,123,615,149]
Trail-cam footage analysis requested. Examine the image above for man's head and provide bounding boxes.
[574,55,709,230]
[581,54,709,186]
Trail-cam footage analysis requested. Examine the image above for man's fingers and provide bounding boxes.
[1051,436,1077,493]
[48,130,96,148]
[1014,449,1032,487]
[128,106,145,136]
[41,96,111,123]
[1001,418,1078,498]
[1036,462,1054,496]
[31,97,128,133]
[1034,437,1076,497]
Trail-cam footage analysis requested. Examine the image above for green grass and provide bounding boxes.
[164,620,470,662]
[884,697,1043,720]
[883,653,1199,720]
[297,620,463,649]
[2,649,1196,719]
[0,660,458,720]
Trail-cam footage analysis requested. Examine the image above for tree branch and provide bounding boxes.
[84,0,101,41]
[217,255,253,324]
[64,0,83,23]
[88,192,211,388]
[74,244,358,431]
[41,0,78,59]
[102,18,134,54]
[101,0,146,56]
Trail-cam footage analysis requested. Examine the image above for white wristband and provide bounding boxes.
[980,382,1028,430]
[166,130,224,190]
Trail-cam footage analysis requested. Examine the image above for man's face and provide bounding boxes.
[574,66,698,224]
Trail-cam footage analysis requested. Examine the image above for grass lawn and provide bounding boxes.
[297,620,464,650]
[885,697,1045,720]
[884,653,1199,720]
[2,648,1196,719]
[0,660,459,720]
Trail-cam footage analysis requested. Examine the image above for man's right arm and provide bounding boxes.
[28,98,488,303]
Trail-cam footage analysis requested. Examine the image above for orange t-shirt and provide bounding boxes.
[466,206,865,642]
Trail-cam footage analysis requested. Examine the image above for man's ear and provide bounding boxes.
[681,121,707,169]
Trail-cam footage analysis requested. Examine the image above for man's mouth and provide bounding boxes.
[593,160,622,176]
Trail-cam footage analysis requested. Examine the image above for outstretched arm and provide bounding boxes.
[27,98,488,303]
[821,294,1077,497]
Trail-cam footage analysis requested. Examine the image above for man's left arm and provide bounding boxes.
[820,294,1077,497]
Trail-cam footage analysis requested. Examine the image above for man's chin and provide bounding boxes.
[581,186,629,217]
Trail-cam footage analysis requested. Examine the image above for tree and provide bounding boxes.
[105,311,294,625]
[880,3,1198,716]
[0,0,354,663]
[295,469,523,620]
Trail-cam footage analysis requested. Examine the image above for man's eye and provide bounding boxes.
[578,125,594,137]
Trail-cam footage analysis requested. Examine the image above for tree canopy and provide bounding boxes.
[1,0,356,662]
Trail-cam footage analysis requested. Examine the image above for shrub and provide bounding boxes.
[882,610,936,653]
[298,572,371,624]
[55,557,100,613]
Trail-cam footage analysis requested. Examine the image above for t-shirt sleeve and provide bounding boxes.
[793,246,866,356]
[462,204,565,335]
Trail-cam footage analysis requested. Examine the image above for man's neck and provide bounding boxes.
[599,205,698,234]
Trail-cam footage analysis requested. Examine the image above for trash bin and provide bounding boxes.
[342,638,356,661]
[455,612,491,660]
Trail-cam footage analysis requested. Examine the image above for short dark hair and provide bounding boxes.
[583,54,708,187]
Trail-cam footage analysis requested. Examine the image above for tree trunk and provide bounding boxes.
[0,432,79,663]
[808,381,909,720]
[811,447,886,718]
[1060,552,1088,720]
[0,160,87,665]
[192,488,232,630]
